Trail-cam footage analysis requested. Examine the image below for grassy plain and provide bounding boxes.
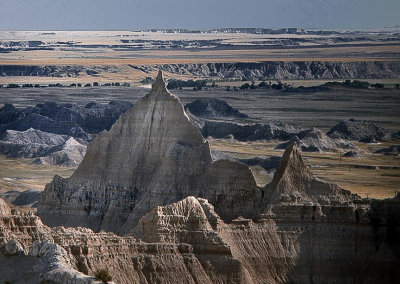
[1,30,399,85]
[209,139,400,199]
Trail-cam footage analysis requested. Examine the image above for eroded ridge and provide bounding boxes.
[13,71,396,283]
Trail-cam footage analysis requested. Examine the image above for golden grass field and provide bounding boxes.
[0,155,75,192]
[1,139,398,200]
[209,139,400,199]
[1,30,399,85]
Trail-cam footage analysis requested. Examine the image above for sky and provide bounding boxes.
[0,0,399,30]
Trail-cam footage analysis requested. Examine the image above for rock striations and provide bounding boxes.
[38,70,261,234]
[18,71,398,283]
[276,127,356,152]
[264,143,356,204]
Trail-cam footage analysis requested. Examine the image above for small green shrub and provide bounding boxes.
[94,269,112,283]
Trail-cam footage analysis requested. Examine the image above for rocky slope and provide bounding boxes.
[184,98,248,119]
[2,61,399,80]
[148,61,400,80]
[327,118,394,142]
[0,100,133,141]
[0,128,87,166]
[29,71,400,283]
[201,120,302,141]
[276,127,356,152]
[1,197,253,283]
[3,146,400,282]
[32,137,86,166]
[375,144,400,155]
[0,189,41,208]
[38,71,261,233]
[0,128,67,157]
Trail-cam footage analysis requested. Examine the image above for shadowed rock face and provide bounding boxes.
[276,127,356,152]
[38,71,261,233]
[375,144,400,155]
[0,100,133,141]
[155,61,400,80]
[264,143,356,204]
[0,128,87,166]
[185,98,249,119]
[33,72,400,283]
[201,120,301,141]
[327,118,393,142]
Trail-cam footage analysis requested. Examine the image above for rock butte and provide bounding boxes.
[38,70,261,233]
[1,71,399,283]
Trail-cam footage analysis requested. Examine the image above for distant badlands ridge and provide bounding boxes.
[1,61,400,81]
[0,71,399,283]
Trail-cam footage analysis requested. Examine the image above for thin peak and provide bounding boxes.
[156,70,164,81]
[151,70,168,94]
[270,142,310,185]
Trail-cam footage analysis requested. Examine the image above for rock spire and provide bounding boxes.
[38,71,261,234]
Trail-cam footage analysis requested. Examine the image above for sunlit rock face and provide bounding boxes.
[34,71,399,283]
[38,71,261,234]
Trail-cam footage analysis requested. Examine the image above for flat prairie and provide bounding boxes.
[1,30,399,84]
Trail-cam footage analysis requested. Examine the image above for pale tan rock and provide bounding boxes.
[28,71,399,283]
[0,197,11,215]
[2,187,400,284]
[263,143,357,205]
[38,70,261,234]
[1,198,251,283]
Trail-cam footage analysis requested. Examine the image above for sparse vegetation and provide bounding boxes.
[323,80,386,89]
[1,82,131,89]
[94,269,112,283]
[167,79,207,90]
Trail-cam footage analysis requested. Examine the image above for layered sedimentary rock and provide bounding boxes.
[2,61,399,80]
[0,189,41,208]
[3,180,400,283]
[276,127,356,152]
[0,128,87,166]
[1,197,251,283]
[201,120,301,141]
[184,98,249,119]
[327,118,393,142]
[0,128,68,158]
[0,100,133,141]
[151,61,400,80]
[33,71,399,283]
[263,143,357,204]
[38,71,261,233]
[32,137,86,167]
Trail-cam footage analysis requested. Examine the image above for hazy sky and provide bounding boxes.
[0,0,399,30]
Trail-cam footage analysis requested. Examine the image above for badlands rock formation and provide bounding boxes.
[327,118,393,142]
[0,128,87,166]
[276,127,356,152]
[16,71,397,283]
[201,120,302,141]
[0,128,68,158]
[264,143,356,204]
[0,189,41,208]
[184,98,249,119]
[145,61,400,80]
[0,100,133,141]
[3,196,259,283]
[32,137,86,167]
[38,71,261,233]
[375,144,400,155]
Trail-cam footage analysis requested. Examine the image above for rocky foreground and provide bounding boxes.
[1,71,399,283]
